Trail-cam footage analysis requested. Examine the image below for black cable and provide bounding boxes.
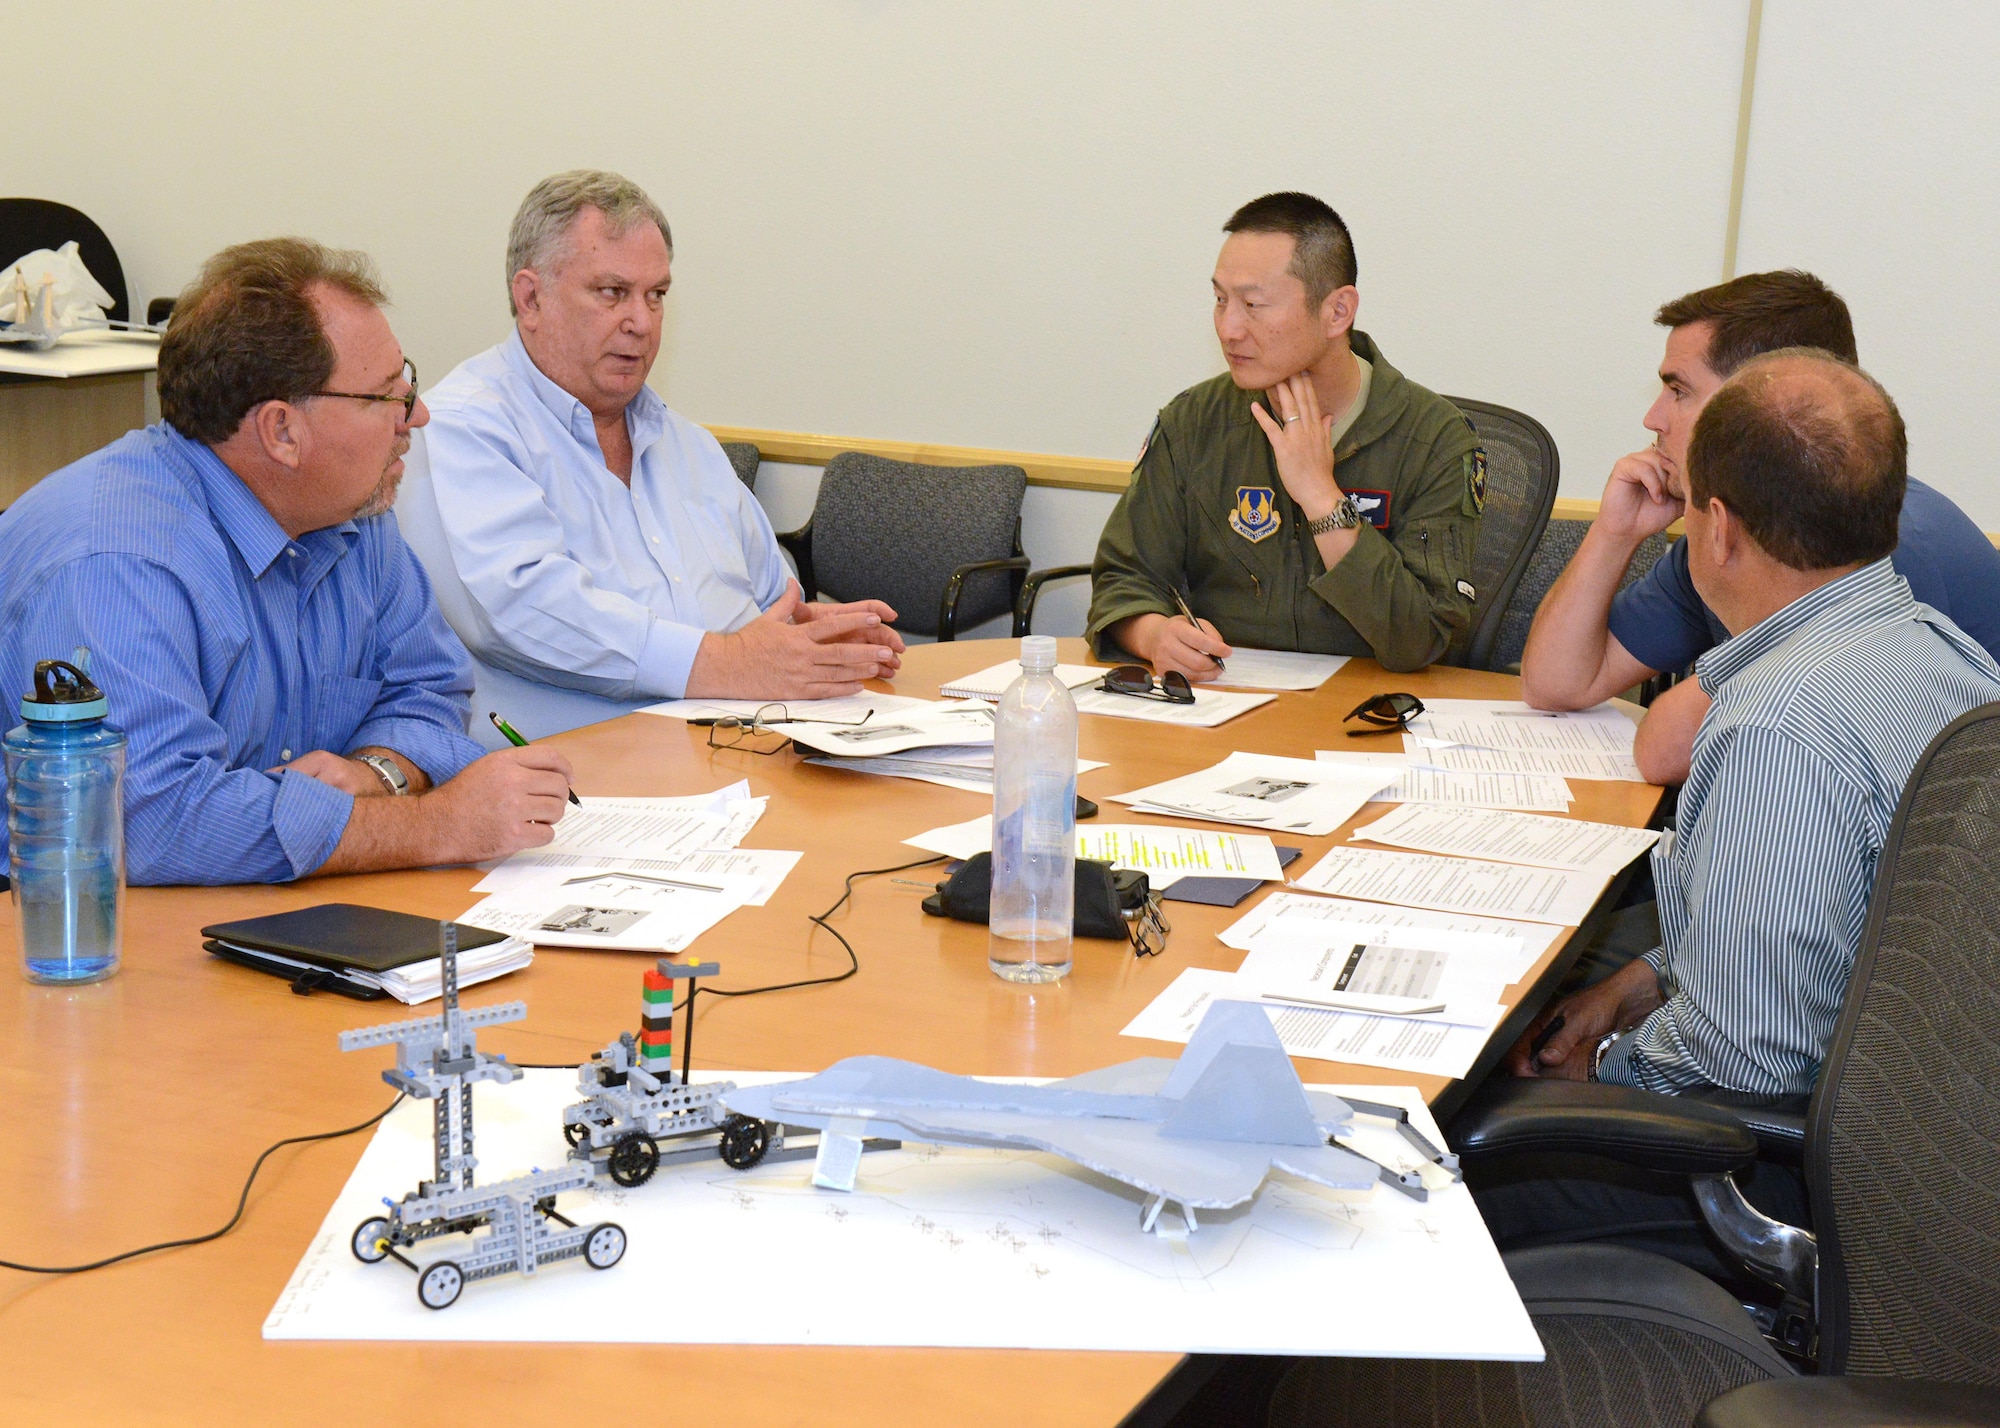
[703,854,947,1000]
[0,1093,405,1275]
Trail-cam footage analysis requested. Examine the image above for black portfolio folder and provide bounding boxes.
[201,903,506,1000]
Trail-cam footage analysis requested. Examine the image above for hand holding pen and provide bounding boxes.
[490,712,582,806]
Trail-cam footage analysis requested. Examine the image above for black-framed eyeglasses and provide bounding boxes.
[309,358,419,421]
[1129,893,1171,958]
[697,703,873,755]
[1344,691,1424,736]
[1099,665,1195,705]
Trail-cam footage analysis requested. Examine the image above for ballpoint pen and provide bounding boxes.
[1170,589,1225,671]
[488,711,582,806]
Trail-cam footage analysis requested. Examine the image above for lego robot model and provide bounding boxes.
[342,923,628,1310]
[561,958,784,1185]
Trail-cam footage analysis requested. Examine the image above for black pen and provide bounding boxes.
[1528,1013,1566,1061]
[1170,589,1225,671]
[489,712,582,806]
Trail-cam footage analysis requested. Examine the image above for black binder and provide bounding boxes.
[201,903,506,1000]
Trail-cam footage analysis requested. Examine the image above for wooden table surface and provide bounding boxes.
[0,639,1661,1426]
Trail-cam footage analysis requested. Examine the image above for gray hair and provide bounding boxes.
[505,169,673,315]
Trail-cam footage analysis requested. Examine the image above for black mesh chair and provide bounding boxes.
[1267,702,2000,1428]
[1443,397,1560,672]
[0,198,130,324]
[1482,519,1675,676]
[777,451,1029,640]
[719,440,760,491]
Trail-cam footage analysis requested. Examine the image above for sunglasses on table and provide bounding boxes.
[695,704,873,754]
[1343,691,1425,736]
[1099,665,1195,705]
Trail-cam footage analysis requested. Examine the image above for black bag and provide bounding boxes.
[921,854,1149,940]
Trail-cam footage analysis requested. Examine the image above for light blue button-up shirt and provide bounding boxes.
[0,424,485,885]
[421,332,789,700]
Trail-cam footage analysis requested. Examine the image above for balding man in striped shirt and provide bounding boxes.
[1512,349,2000,1095]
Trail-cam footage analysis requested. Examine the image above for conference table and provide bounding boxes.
[0,638,1661,1427]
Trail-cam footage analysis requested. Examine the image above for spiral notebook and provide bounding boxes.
[937,660,1105,700]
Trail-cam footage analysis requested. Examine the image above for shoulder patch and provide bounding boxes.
[1346,488,1393,530]
[1465,448,1488,515]
[1135,416,1162,465]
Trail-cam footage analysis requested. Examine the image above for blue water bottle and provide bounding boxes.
[5,653,126,984]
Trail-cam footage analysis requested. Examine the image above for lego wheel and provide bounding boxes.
[417,1260,464,1310]
[583,1222,627,1270]
[607,1132,660,1187]
[561,1118,590,1148]
[350,1216,392,1264]
[718,1114,770,1170]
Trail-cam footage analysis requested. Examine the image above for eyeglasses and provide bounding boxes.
[1129,894,1171,958]
[1099,665,1195,705]
[1344,691,1425,736]
[309,358,419,422]
[697,704,873,755]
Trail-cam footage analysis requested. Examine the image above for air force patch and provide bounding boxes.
[1230,486,1281,542]
[1467,448,1488,514]
[1346,488,1392,530]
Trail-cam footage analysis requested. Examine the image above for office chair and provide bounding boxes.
[1265,701,2000,1428]
[777,451,1029,641]
[719,440,760,491]
[1481,519,1675,679]
[1441,398,1560,672]
[0,198,130,325]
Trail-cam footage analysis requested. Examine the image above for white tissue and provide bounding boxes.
[0,242,115,328]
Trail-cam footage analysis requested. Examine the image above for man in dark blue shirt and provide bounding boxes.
[1520,270,2000,784]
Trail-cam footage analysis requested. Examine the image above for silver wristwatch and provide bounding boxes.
[1588,1030,1625,1082]
[355,753,409,796]
[1305,495,1362,535]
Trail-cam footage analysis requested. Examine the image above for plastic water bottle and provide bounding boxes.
[5,654,126,984]
[988,635,1078,983]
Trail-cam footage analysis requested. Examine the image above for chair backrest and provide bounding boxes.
[0,198,129,324]
[1483,519,1675,674]
[808,452,1026,637]
[719,440,760,491]
[1807,700,2000,1381]
[391,429,654,744]
[1442,398,1560,671]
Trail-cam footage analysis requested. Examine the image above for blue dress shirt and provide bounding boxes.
[1608,477,2000,673]
[0,425,484,886]
[421,333,790,700]
[1599,560,2000,1094]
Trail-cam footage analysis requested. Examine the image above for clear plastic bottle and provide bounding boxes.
[988,635,1078,983]
[5,655,126,984]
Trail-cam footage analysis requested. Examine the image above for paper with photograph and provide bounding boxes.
[1113,751,1398,835]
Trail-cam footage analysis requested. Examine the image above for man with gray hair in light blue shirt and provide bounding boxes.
[422,170,904,701]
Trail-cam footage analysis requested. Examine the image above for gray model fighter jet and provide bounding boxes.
[720,999,1458,1234]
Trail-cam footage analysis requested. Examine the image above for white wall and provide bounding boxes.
[1734,0,2000,528]
[10,1,1745,507]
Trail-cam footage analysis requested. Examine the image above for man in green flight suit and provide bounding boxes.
[1087,192,1486,676]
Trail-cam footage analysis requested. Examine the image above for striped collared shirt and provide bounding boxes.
[1600,558,2000,1095]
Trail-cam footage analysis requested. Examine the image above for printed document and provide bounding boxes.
[1071,684,1275,728]
[459,870,766,952]
[1220,891,1562,982]
[474,848,802,907]
[1237,920,1523,1010]
[937,661,1104,700]
[1121,968,1503,1078]
[903,816,1284,885]
[1354,804,1660,876]
[1292,846,1608,925]
[1114,751,1398,836]
[1317,751,1573,811]
[803,748,1106,795]
[777,700,999,758]
[1402,698,1644,781]
[1206,648,1350,691]
[539,799,733,861]
[640,692,929,723]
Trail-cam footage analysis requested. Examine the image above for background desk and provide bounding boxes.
[0,332,157,507]
[0,639,1660,1426]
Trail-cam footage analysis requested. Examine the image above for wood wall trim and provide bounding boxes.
[709,424,2000,548]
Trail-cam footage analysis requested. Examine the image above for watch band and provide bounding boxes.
[356,753,409,796]
[1589,1030,1625,1082]
[1306,496,1361,536]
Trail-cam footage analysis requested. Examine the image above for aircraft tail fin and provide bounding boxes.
[1159,1000,1322,1146]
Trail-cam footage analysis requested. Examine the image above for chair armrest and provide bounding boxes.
[1679,1087,1809,1165]
[775,521,815,600]
[1448,1078,1759,1175]
[1013,564,1094,637]
[938,556,1032,642]
[1698,1378,2000,1428]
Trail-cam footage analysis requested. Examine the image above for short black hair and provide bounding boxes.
[1686,348,1905,571]
[1223,192,1356,307]
[1655,270,1857,377]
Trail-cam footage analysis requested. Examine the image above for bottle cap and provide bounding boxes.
[1020,635,1058,671]
[20,658,108,723]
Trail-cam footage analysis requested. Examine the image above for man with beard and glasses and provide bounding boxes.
[0,238,575,884]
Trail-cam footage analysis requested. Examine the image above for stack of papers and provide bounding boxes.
[1401,698,1646,782]
[460,869,768,953]
[937,660,1104,700]
[1219,891,1563,974]
[1112,752,1399,835]
[1353,803,1660,876]
[368,938,535,1003]
[1072,684,1275,728]
[805,746,1107,794]
[1291,845,1609,926]
[640,692,930,724]
[774,700,1000,758]
[475,847,803,907]
[1207,648,1350,691]
[904,816,1285,886]
[1317,750,1574,812]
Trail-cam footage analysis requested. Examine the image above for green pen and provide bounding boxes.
[489,712,582,806]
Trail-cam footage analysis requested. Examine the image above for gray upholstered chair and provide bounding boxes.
[719,440,760,491]
[1443,397,1560,672]
[1265,702,2000,1428]
[777,452,1029,640]
[1482,519,1675,676]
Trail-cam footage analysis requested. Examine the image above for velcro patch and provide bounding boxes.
[1346,489,1392,529]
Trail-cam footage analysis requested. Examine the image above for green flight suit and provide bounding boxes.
[1086,330,1485,673]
